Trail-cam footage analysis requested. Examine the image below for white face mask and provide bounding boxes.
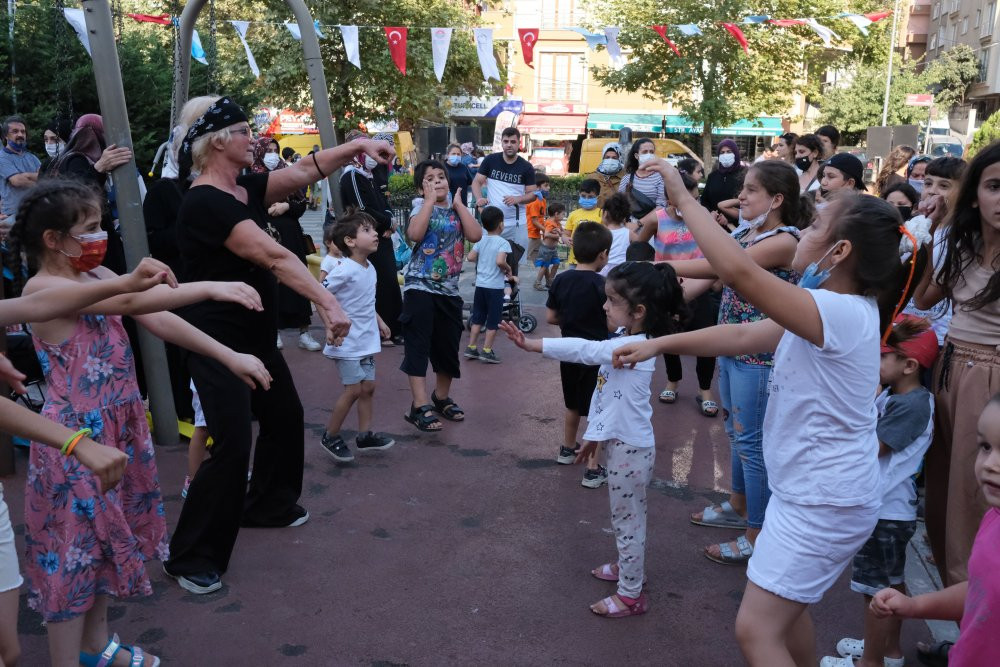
[364,155,378,170]
[263,153,281,171]
[718,153,736,168]
[738,196,776,231]
[45,142,64,158]
[637,153,655,165]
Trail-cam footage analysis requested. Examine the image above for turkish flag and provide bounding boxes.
[384,26,408,75]
[865,11,892,22]
[768,19,806,27]
[649,26,681,57]
[518,28,539,68]
[127,13,171,26]
[721,23,750,55]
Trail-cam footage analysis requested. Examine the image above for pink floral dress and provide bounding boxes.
[24,314,168,622]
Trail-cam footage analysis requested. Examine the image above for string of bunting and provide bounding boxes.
[59,8,893,82]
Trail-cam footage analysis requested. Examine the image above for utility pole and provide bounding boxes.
[881,0,903,126]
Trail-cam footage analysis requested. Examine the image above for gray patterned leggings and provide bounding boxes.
[603,439,655,599]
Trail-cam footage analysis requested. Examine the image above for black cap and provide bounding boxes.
[824,153,866,190]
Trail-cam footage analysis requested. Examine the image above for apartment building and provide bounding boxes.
[926,0,1000,122]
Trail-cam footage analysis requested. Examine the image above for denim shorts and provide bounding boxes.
[335,356,376,385]
[850,519,917,596]
[535,244,560,267]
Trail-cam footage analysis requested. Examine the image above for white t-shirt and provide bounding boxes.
[874,387,935,521]
[321,256,379,359]
[320,254,338,277]
[764,289,881,507]
[599,226,632,277]
[543,334,656,447]
[902,221,952,345]
[473,235,512,289]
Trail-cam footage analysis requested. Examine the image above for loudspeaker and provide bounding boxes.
[455,125,479,146]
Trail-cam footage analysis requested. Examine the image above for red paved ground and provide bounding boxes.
[4,311,931,665]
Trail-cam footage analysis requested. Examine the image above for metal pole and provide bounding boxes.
[7,0,16,111]
[171,0,344,215]
[81,0,179,444]
[881,0,902,127]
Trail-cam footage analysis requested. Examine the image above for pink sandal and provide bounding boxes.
[590,593,648,618]
[591,562,619,581]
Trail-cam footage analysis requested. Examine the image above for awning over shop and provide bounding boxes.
[518,112,587,138]
[587,113,784,137]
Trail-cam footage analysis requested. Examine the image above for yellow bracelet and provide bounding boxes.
[61,428,91,455]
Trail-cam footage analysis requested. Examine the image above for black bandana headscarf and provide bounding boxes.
[178,96,249,181]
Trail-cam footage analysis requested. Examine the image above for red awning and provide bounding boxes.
[516,113,587,137]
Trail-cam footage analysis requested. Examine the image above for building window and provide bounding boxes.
[538,52,586,102]
[962,17,969,34]
[976,8,982,27]
[541,0,579,30]
[978,47,990,82]
[929,33,938,50]
[939,25,946,46]
[984,2,995,37]
[932,2,940,19]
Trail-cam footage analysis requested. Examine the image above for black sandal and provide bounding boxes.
[917,640,952,667]
[431,392,465,421]
[404,404,442,432]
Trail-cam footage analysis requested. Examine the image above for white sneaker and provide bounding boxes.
[298,332,322,351]
[836,638,865,659]
[831,639,905,667]
[276,333,284,350]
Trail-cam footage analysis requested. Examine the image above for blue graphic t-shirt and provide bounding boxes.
[403,200,466,297]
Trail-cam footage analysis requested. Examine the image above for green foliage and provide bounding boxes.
[925,44,979,110]
[388,172,416,195]
[548,174,584,195]
[967,111,1000,158]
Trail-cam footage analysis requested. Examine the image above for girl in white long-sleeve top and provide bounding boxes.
[500,261,687,618]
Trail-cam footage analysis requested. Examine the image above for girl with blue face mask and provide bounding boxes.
[615,159,927,666]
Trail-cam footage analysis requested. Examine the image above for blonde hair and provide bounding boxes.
[173,95,237,173]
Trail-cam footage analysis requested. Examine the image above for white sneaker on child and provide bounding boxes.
[823,640,905,667]
[298,332,322,351]
[276,333,284,350]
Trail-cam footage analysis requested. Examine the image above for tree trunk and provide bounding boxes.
[701,123,714,167]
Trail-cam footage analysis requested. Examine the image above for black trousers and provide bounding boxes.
[663,289,721,391]
[165,348,304,576]
[371,235,403,338]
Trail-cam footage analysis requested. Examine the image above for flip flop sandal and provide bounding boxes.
[704,534,754,565]
[690,501,748,528]
[80,633,161,667]
[590,593,648,618]
[404,404,442,432]
[696,396,719,417]
[591,562,619,581]
[658,389,678,404]
[431,392,465,421]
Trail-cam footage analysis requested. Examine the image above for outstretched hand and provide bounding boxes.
[612,339,661,369]
[498,321,542,352]
[124,257,178,291]
[211,282,263,311]
[226,352,273,390]
[358,138,396,168]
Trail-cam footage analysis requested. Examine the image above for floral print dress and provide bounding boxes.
[24,314,168,622]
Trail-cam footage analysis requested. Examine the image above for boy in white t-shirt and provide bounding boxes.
[465,206,512,363]
[824,316,939,667]
[318,213,394,464]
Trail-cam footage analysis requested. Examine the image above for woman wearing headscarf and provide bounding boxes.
[700,139,746,227]
[252,136,321,351]
[39,116,72,174]
[340,131,403,343]
[586,142,624,207]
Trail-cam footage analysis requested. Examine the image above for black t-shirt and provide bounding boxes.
[477,153,535,223]
[546,270,608,341]
[176,172,278,356]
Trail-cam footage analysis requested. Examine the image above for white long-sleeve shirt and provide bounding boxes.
[543,334,656,447]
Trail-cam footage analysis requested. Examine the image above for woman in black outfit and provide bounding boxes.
[700,139,746,229]
[163,95,392,595]
[339,131,403,343]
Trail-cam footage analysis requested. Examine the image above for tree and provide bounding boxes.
[925,43,979,110]
[590,0,884,163]
[967,110,1000,157]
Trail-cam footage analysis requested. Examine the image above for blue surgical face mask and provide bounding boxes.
[5,140,25,152]
[536,189,547,200]
[579,196,598,210]
[798,242,841,289]
[908,178,924,194]
[447,155,461,166]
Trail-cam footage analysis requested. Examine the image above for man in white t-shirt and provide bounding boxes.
[471,127,537,271]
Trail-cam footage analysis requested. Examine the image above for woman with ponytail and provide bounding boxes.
[914,140,1000,588]
[615,157,926,665]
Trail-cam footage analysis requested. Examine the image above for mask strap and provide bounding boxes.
[882,225,919,345]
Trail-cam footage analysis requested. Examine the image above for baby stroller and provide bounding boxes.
[463,278,537,333]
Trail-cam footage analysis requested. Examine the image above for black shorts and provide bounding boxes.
[399,289,463,379]
[560,362,599,415]
[470,287,504,330]
[850,519,916,596]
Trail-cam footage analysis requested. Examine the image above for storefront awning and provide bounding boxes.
[587,113,784,137]
[517,112,587,139]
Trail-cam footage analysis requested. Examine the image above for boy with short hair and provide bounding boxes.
[546,221,614,488]
[525,172,550,267]
[534,202,565,290]
[563,178,603,267]
[465,206,512,364]
[825,316,938,667]
[318,213,395,463]
[401,160,482,432]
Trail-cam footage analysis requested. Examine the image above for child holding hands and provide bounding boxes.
[465,206,512,364]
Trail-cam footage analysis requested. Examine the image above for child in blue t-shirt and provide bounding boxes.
[401,160,482,432]
[465,206,512,364]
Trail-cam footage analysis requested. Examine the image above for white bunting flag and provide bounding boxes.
[474,28,500,82]
[604,26,625,69]
[191,29,209,65]
[838,13,873,36]
[285,22,302,41]
[430,28,453,82]
[230,21,260,78]
[62,8,91,56]
[804,19,840,47]
[339,25,361,69]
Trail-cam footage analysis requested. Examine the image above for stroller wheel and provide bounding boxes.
[518,314,537,333]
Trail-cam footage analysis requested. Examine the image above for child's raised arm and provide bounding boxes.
[452,188,483,243]
[641,159,825,347]
[613,319,784,368]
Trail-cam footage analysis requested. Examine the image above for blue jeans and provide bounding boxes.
[717,356,771,529]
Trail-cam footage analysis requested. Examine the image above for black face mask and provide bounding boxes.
[896,205,913,220]
[795,156,813,171]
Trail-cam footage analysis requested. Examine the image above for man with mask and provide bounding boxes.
[471,127,537,272]
[0,116,41,234]
[586,142,624,207]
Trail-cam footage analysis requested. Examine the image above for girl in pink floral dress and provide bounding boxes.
[12,180,272,665]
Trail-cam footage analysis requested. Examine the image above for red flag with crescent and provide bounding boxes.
[649,26,681,56]
[768,19,806,27]
[865,11,892,22]
[384,26,408,75]
[518,28,539,68]
[721,23,750,54]
[127,13,171,26]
